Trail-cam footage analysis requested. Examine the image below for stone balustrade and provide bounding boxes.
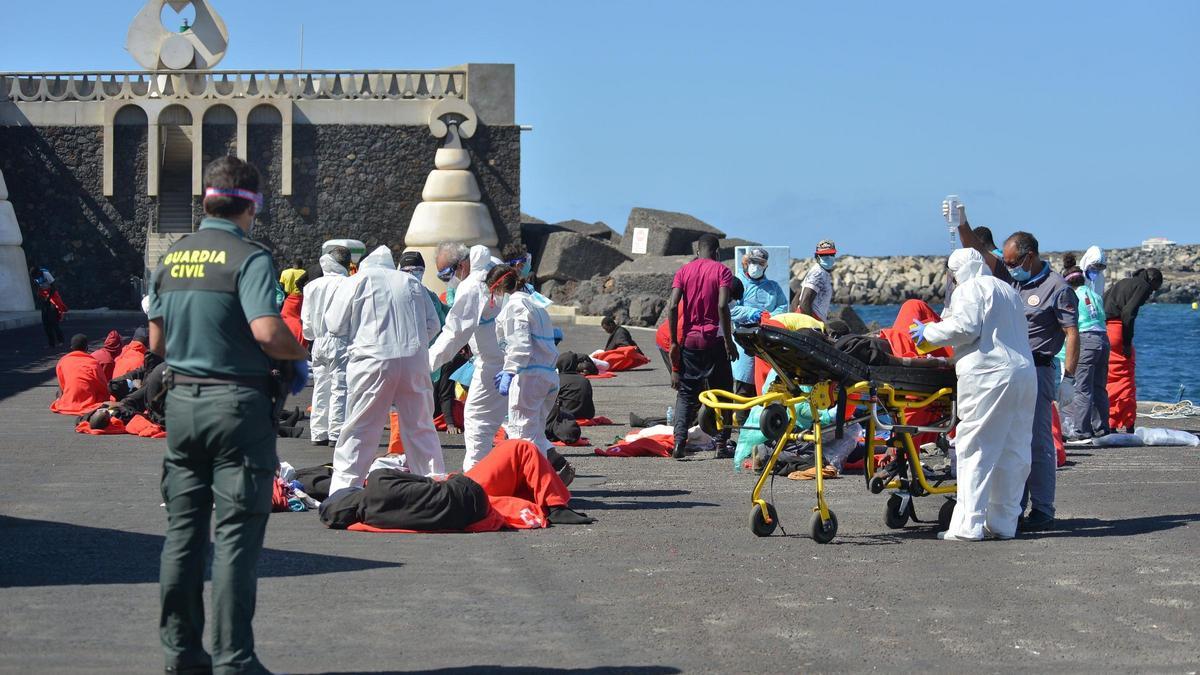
[1,70,467,103]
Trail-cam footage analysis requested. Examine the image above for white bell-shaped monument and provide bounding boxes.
[0,170,36,312]
[405,101,498,291]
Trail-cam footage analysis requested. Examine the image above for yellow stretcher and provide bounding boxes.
[698,325,959,543]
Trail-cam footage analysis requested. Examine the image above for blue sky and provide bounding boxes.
[3,1,1197,256]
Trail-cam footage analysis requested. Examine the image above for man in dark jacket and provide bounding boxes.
[1103,268,1162,433]
[601,315,640,352]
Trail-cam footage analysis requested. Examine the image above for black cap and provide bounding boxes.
[69,334,89,352]
[398,251,426,269]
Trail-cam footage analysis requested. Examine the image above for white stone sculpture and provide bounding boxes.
[126,0,229,71]
[405,99,499,291]
[0,170,36,312]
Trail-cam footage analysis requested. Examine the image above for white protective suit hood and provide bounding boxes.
[948,248,990,285]
[359,245,396,271]
[319,253,348,277]
[1079,245,1106,271]
[1079,245,1106,296]
[468,245,495,274]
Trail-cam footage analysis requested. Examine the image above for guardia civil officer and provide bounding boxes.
[148,156,308,674]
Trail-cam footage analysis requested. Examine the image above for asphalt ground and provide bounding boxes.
[1,315,1197,673]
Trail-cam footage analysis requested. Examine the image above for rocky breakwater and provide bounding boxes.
[790,243,1200,306]
[523,207,752,326]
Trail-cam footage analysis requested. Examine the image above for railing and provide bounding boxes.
[0,70,467,103]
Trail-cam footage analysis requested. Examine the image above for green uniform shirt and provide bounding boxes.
[148,217,280,378]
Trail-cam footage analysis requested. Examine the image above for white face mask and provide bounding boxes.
[746,263,765,280]
[446,275,462,291]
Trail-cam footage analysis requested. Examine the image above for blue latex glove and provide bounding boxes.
[908,319,926,344]
[494,371,515,396]
[289,360,310,395]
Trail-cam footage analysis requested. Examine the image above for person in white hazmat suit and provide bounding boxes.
[325,246,444,491]
[488,265,560,457]
[428,244,506,470]
[300,248,352,446]
[911,248,1037,541]
[1078,245,1107,298]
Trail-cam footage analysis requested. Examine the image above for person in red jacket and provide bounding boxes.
[50,334,111,415]
[112,327,149,378]
[90,330,123,381]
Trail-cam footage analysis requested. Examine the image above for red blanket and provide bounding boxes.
[590,346,650,372]
[348,495,547,533]
[75,417,126,435]
[51,352,112,415]
[595,434,673,458]
[127,414,167,438]
[75,413,165,438]
[576,416,614,427]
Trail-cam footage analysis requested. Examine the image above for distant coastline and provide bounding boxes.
[794,243,1200,306]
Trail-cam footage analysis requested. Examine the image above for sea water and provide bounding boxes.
[847,303,1199,403]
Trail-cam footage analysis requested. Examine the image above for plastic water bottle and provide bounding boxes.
[1178,384,1186,403]
[943,195,962,248]
[666,406,674,425]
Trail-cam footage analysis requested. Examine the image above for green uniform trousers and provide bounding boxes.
[160,382,276,675]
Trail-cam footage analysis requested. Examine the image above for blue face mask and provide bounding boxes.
[746,263,765,280]
[1086,269,1101,281]
[817,256,836,272]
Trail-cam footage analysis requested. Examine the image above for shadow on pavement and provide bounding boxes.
[1026,513,1200,539]
[314,662,681,667]
[0,515,401,588]
[570,487,716,511]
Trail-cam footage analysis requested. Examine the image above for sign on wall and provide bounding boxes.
[630,227,649,255]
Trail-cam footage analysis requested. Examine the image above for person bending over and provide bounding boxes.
[1103,267,1162,433]
[325,246,444,490]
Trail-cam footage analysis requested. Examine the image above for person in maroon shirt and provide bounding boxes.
[666,234,738,459]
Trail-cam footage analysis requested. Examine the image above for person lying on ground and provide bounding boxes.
[50,334,112,415]
[319,439,594,530]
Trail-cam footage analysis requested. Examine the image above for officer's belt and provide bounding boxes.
[169,373,272,390]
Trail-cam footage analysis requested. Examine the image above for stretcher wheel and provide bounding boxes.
[750,503,778,537]
[884,495,909,529]
[869,473,888,494]
[698,405,719,437]
[760,403,790,443]
[938,498,955,531]
[810,510,838,544]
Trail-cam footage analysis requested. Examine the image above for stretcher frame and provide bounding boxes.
[699,329,958,543]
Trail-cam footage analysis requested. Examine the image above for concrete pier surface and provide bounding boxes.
[1,316,1197,673]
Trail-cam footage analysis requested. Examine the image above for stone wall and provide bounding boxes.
[791,244,1200,306]
[0,122,520,308]
[0,125,152,309]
